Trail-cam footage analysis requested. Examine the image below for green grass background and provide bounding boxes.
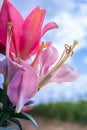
[30,100,87,124]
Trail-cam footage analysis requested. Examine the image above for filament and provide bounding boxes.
[6,22,12,58]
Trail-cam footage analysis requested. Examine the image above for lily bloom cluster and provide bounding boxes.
[0,0,79,129]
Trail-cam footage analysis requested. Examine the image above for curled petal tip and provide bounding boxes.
[52,22,58,28]
[42,22,58,36]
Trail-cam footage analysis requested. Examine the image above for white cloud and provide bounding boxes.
[49,10,87,54]
[63,74,87,91]
[79,3,87,16]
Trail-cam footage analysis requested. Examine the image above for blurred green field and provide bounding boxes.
[30,100,87,125]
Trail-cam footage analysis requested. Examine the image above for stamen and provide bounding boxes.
[32,42,50,68]
[6,22,12,58]
[38,40,78,89]
[49,40,78,75]
[11,30,19,59]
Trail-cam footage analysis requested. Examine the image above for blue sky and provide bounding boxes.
[0,0,87,104]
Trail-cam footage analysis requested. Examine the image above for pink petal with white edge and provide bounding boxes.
[19,7,46,60]
[8,60,38,113]
[49,64,80,83]
[40,46,58,76]
[42,22,58,36]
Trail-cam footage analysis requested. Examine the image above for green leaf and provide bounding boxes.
[24,100,35,106]
[22,112,38,128]
[12,112,38,128]
[8,118,22,130]
[0,88,4,103]
[0,111,3,119]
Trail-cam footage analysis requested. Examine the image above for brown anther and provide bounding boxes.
[64,44,71,54]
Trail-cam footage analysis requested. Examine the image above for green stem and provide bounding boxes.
[3,83,9,112]
[3,65,9,112]
[0,113,7,127]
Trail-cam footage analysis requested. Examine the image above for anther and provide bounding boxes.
[64,44,71,54]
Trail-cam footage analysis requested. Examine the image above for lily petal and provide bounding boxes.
[0,0,23,55]
[19,7,46,60]
[0,57,23,78]
[49,64,80,83]
[0,0,9,47]
[7,70,23,105]
[40,46,58,76]
[7,58,23,81]
[7,1,24,55]
[42,22,58,37]
[8,61,38,113]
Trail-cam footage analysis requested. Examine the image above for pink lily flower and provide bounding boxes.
[0,1,79,112]
[0,0,58,60]
[0,0,58,112]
